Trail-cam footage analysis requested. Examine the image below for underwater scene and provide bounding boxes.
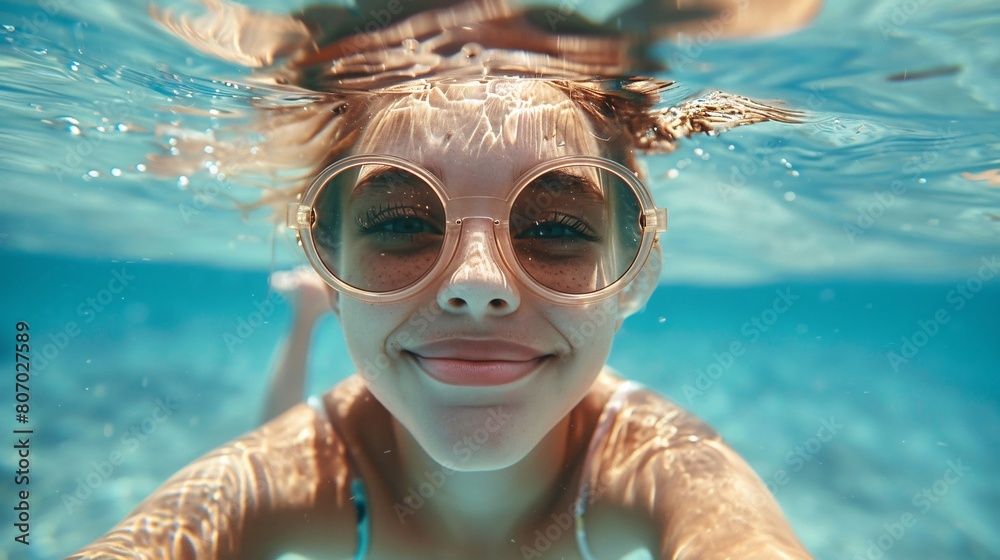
[1,0,998,558]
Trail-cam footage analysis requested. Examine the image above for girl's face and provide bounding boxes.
[329,83,655,471]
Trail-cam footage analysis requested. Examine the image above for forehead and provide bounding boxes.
[351,80,605,194]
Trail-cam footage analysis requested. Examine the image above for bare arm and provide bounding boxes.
[262,268,332,423]
[584,387,813,559]
[65,403,356,560]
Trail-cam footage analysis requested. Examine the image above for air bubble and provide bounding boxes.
[135,163,147,172]
[666,168,679,179]
[461,43,482,58]
[784,191,796,201]
[917,177,926,184]
[110,168,122,177]
[177,176,190,189]
[87,170,99,178]
[115,123,128,132]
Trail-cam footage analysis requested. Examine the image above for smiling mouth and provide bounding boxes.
[407,352,550,387]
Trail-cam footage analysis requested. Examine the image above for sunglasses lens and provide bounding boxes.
[509,164,643,295]
[311,163,446,293]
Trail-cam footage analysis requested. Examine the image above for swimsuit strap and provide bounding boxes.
[352,478,371,560]
[574,380,644,560]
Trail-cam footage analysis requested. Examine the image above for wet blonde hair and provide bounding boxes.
[148,0,801,217]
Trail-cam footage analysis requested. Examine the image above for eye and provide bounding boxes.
[356,203,442,236]
[515,212,599,241]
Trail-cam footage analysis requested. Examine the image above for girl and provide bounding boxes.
[69,0,818,557]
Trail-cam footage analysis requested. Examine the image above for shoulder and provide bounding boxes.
[583,371,812,559]
[68,387,362,559]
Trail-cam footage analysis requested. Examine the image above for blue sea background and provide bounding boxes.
[1,0,999,559]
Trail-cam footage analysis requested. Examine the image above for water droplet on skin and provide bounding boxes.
[402,38,419,51]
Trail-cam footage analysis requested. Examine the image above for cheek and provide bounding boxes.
[338,299,403,363]
[554,299,621,354]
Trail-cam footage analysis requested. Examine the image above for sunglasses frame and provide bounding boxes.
[288,154,667,305]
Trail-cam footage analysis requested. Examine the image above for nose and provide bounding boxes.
[437,221,520,318]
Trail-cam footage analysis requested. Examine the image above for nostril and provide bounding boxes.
[447,297,466,308]
[489,298,507,309]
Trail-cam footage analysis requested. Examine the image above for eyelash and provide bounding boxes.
[520,211,600,241]
[356,203,438,234]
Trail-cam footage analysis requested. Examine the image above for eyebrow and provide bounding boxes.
[529,169,606,200]
[350,165,421,197]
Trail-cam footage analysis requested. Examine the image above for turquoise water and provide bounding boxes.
[1,0,999,558]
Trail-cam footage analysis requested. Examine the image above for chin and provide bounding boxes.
[409,404,553,472]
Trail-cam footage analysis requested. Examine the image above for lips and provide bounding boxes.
[406,340,551,387]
